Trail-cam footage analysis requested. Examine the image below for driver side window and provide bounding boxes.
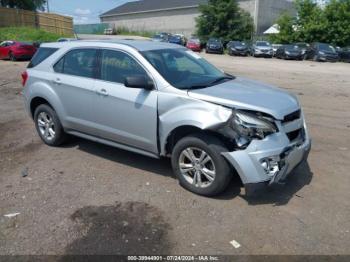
[100,49,148,84]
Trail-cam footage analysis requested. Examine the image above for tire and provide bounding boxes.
[9,52,16,61]
[171,133,232,196]
[34,104,67,146]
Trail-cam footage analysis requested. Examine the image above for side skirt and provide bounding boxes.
[67,130,160,159]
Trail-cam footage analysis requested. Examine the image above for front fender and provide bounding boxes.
[158,92,232,155]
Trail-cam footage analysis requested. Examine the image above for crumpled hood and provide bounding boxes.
[187,77,300,120]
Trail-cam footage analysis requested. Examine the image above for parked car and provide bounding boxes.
[251,41,273,58]
[22,40,311,196]
[336,47,350,63]
[159,32,172,42]
[0,40,37,61]
[206,38,224,54]
[227,41,249,56]
[306,43,339,62]
[275,44,303,60]
[186,38,201,52]
[169,34,186,46]
[272,44,283,57]
[57,38,79,42]
[151,34,168,42]
[294,42,311,60]
[104,28,115,35]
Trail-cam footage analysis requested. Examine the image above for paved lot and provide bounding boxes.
[0,54,349,255]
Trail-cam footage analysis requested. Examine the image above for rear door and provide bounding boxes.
[92,48,158,154]
[52,48,99,134]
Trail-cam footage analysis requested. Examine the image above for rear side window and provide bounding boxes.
[27,47,58,68]
[53,49,97,78]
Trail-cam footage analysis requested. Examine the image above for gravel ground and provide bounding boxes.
[0,54,349,255]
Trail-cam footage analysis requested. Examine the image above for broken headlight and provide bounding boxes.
[232,111,277,140]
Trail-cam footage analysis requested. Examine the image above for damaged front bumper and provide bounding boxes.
[222,117,311,196]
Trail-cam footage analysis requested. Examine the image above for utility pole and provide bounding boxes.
[46,0,50,13]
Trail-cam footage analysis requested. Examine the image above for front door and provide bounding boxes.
[92,49,158,154]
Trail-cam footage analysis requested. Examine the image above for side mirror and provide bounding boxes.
[124,75,154,90]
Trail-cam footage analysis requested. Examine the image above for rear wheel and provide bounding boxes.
[171,134,232,196]
[9,52,16,61]
[34,104,67,146]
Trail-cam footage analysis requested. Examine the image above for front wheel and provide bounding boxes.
[171,134,232,196]
[34,104,67,146]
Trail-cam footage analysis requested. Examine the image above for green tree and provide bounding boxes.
[0,0,47,11]
[196,0,254,42]
[269,13,296,44]
[271,0,350,46]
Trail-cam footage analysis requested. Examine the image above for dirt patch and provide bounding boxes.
[62,201,172,255]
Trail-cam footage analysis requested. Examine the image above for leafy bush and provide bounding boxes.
[0,27,71,43]
[115,27,154,38]
[270,0,350,47]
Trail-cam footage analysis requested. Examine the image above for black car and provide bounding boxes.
[306,43,339,62]
[275,44,303,60]
[294,42,311,60]
[336,47,350,63]
[206,38,224,54]
[227,41,249,56]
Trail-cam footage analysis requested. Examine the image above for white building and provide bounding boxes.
[100,0,295,36]
[314,0,329,8]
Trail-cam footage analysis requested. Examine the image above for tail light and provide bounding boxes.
[21,71,28,87]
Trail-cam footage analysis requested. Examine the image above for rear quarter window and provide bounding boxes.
[28,47,58,68]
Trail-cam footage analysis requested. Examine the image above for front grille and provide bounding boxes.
[283,109,301,123]
[287,129,302,142]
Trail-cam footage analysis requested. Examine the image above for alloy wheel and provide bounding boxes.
[37,112,55,141]
[178,147,216,188]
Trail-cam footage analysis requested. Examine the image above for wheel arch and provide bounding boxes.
[30,97,53,118]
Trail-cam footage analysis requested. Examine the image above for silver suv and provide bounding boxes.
[22,40,311,196]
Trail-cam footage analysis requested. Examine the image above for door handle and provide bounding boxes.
[96,88,108,96]
[53,78,61,85]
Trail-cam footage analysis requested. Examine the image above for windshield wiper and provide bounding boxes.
[208,75,235,86]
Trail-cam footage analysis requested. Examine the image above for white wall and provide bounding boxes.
[101,7,200,37]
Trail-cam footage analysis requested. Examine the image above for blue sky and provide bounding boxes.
[47,0,135,24]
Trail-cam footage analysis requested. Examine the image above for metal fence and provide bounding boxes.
[0,7,73,35]
[73,23,110,34]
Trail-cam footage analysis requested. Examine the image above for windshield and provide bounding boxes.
[318,43,336,52]
[153,34,163,39]
[208,39,221,44]
[256,41,270,47]
[141,48,231,90]
[170,36,181,41]
[285,45,299,51]
[233,41,245,46]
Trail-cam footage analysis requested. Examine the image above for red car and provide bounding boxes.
[0,40,37,61]
[186,38,202,52]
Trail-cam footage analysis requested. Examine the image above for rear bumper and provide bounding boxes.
[222,115,311,195]
[207,48,223,54]
[230,49,249,55]
[285,54,303,60]
[319,55,339,62]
